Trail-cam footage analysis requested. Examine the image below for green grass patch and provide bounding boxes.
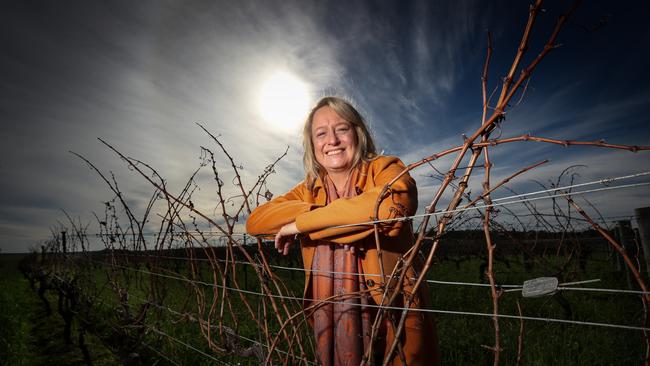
[4,248,647,365]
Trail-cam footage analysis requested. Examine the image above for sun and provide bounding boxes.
[258,70,311,134]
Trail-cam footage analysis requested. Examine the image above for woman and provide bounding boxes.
[246,97,439,366]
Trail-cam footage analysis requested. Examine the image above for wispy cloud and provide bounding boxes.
[1,1,649,252]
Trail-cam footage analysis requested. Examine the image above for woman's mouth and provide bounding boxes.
[325,149,344,156]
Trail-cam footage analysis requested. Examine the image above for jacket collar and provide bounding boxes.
[312,160,369,196]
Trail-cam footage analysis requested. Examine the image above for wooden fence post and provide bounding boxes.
[61,231,67,255]
[615,220,634,289]
[635,207,650,279]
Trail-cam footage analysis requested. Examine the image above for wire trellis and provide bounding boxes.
[21,2,650,364]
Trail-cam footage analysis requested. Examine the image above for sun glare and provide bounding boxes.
[258,70,311,134]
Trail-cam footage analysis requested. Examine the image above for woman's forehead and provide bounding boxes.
[312,106,349,129]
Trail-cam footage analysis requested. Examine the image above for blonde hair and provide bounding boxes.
[302,96,377,188]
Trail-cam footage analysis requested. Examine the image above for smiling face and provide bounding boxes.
[311,106,358,176]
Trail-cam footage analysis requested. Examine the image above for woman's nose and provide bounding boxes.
[326,130,340,145]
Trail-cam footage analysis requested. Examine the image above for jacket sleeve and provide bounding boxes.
[295,156,417,244]
[245,181,318,237]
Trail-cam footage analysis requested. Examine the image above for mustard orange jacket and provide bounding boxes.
[245,155,418,306]
[246,156,440,365]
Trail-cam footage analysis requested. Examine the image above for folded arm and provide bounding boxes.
[245,157,417,245]
[296,157,417,244]
[245,182,316,237]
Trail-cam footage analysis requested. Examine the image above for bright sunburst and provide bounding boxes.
[258,70,311,133]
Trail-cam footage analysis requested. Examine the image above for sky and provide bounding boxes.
[1,0,650,253]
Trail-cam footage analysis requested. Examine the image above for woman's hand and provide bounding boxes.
[275,222,300,256]
[343,244,358,254]
[274,222,360,255]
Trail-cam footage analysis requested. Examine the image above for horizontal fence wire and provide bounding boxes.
[46,290,188,366]
[104,321,185,366]
[326,181,650,231]
[89,259,650,332]
[140,340,182,366]
[42,170,650,363]
[99,253,650,296]
[490,171,650,203]
[126,292,319,366]
[145,325,232,366]
[78,171,650,238]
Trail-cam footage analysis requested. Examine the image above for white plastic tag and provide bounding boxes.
[522,277,558,298]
